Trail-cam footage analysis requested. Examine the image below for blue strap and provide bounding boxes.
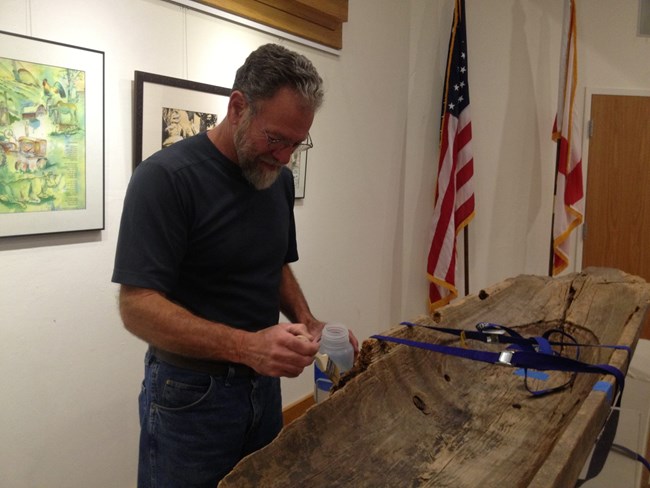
[611,443,650,473]
[400,321,632,356]
[370,334,625,396]
[372,334,509,366]
[400,321,537,351]
[533,336,553,355]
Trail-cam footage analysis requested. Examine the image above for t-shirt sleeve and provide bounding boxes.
[111,162,187,293]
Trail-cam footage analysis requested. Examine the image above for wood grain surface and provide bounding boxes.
[219,268,650,488]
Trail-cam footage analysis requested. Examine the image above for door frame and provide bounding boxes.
[573,87,650,271]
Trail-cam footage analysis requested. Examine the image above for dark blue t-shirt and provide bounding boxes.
[112,132,298,332]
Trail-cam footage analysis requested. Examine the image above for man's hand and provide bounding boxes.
[239,323,320,377]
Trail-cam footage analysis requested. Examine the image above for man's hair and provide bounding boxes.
[232,44,324,113]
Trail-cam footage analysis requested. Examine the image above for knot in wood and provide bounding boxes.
[412,394,431,415]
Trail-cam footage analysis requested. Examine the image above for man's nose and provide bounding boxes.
[271,146,295,165]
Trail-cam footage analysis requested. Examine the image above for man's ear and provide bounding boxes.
[228,90,248,124]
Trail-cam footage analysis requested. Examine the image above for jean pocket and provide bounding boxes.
[157,375,213,411]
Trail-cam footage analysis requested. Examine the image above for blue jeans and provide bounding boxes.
[137,350,283,488]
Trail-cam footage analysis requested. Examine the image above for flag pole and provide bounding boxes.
[548,140,561,276]
[464,226,470,295]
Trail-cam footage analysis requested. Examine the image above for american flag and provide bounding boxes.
[427,0,475,312]
[551,0,583,275]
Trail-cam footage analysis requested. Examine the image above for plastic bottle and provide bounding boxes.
[314,323,354,403]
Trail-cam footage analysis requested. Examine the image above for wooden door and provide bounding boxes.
[582,94,650,338]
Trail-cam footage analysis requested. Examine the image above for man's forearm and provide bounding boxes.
[118,285,246,363]
[119,284,320,377]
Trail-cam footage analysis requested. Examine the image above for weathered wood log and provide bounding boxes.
[219,268,650,487]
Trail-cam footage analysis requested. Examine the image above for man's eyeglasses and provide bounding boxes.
[261,130,313,153]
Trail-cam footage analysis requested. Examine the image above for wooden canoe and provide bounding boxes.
[219,268,650,487]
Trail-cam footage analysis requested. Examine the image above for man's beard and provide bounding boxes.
[234,116,283,190]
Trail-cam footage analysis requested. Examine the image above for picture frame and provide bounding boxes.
[133,70,230,167]
[0,30,104,238]
[289,149,307,199]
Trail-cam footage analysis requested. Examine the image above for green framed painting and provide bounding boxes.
[0,30,104,237]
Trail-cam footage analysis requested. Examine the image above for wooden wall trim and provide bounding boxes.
[282,393,315,426]
[192,0,347,50]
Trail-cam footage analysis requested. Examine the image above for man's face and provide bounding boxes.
[233,111,282,190]
[233,87,314,190]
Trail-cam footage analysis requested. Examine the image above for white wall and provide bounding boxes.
[1,0,649,486]
[461,0,650,298]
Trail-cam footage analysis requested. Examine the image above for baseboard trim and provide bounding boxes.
[282,393,315,426]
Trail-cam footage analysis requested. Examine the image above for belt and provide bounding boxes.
[150,347,256,378]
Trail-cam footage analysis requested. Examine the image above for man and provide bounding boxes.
[112,44,357,487]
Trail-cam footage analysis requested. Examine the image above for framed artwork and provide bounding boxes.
[289,150,307,199]
[0,31,104,237]
[133,70,230,166]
